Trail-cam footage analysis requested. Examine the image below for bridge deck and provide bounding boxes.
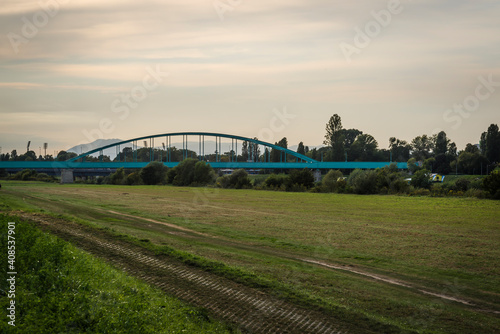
[0,161,407,170]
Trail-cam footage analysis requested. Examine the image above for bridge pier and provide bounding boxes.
[60,169,74,184]
[313,169,321,183]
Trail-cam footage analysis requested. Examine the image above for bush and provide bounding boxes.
[109,167,126,185]
[10,169,38,181]
[264,174,287,189]
[375,165,409,194]
[287,168,315,190]
[347,169,378,194]
[125,172,142,185]
[454,178,471,192]
[140,161,168,185]
[167,159,214,186]
[193,161,215,185]
[321,170,344,193]
[35,173,55,182]
[170,159,196,186]
[483,170,500,199]
[410,169,431,189]
[217,169,252,189]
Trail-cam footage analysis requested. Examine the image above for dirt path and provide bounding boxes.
[24,213,353,334]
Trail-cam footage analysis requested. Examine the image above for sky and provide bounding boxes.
[1,0,499,156]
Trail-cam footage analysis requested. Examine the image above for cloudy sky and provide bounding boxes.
[1,0,499,156]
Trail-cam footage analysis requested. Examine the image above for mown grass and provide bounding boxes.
[0,214,233,334]
[1,181,499,333]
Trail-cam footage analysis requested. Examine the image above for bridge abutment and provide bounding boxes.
[60,169,74,184]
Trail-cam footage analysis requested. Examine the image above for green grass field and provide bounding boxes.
[1,181,499,333]
[0,214,232,333]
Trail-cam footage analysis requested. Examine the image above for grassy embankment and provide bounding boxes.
[1,180,499,333]
[0,213,233,333]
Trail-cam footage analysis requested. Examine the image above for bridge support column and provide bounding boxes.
[60,169,74,184]
[313,169,321,183]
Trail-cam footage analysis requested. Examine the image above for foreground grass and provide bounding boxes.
[0,214,233,334]
[1,181,499,333]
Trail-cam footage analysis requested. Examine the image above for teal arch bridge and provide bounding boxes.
[0,132,407,171]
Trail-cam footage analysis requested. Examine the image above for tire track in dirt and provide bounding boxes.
[29,214,351,334]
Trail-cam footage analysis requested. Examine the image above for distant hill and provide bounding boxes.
[66,139,126,157]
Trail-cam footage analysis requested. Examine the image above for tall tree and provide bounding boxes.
[388,137,410,162]
[241,141,249,161]
[297,142,305,155]
[464,143,479,154]
[323,114,345,161]
[341,129,363,151]
[271,137,288,162]
[349,134,378,161]
[410,135,434,161]
[485,124,500,163]
[248,138,261,162]
[10,150,17,161]
[434,131,449,156]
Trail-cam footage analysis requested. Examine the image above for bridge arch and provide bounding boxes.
[67,132,317,164]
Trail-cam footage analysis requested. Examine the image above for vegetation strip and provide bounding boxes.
[0,214,232,334]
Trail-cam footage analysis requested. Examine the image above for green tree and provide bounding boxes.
[464,143,479,154]
[287,168,315,190]
[56,151,79,161]
[389,137,411,162]
[483,170,500,199]
[484,124,500,163]
[218,169,252,189]
[322,170,344,192]
[349,134,378,161]
[410,169,431,189]
[323,114,345,161]
[271,137,288,162]
[410,135,434,161]
[140,161,168,185]
[10,150,17,161]
[407,158,420,174]
[241,141,249,161]
[341,128,363,152]
[248,138,261,162]
[264,174,287,189]
[457,151,488,174]
[110,167,126,185]
[193,161,214,185]
[434,131,449,155]
[347,169,378,194]
[297,142,305,155]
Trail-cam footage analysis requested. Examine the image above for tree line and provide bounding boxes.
[1,115,499,177]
